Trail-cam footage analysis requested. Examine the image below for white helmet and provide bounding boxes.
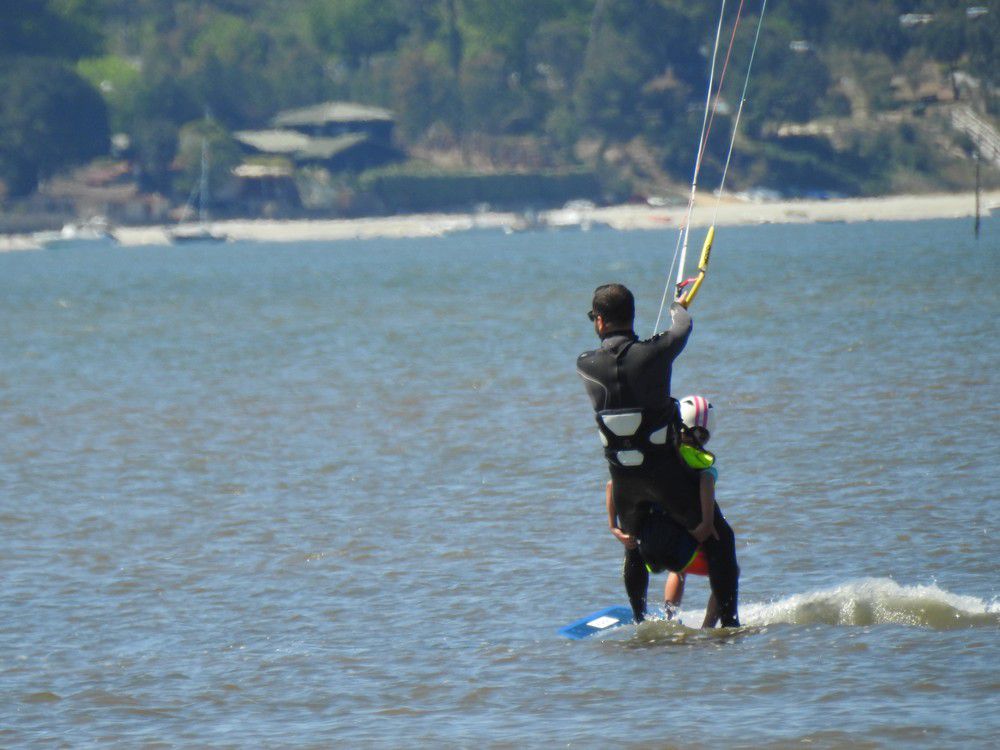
[679,395,715,440]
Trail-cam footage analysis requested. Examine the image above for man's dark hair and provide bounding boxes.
[592,283,635,329]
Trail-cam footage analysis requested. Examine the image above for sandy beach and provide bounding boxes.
[2,190,996,251]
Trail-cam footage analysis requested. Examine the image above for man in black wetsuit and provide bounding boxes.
[577,283,740,627]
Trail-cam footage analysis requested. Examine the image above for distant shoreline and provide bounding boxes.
[2,190,996,251]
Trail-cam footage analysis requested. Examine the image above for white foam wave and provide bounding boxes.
[741,578,999,629]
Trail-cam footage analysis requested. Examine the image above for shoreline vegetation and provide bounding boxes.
[5,3,998,244]
[1,190,996,252]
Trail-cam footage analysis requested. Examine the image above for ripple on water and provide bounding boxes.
[1,224,998,746]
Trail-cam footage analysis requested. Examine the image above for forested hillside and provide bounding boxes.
[1,0,998,207]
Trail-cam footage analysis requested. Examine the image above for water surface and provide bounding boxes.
[1,218,998,748]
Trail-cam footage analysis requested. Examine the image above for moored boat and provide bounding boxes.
[33,216,118,249]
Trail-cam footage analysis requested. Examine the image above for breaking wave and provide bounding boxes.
[742,578,999,630]
[627,579,998,645]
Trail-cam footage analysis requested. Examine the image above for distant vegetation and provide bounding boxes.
[1,0,998,204]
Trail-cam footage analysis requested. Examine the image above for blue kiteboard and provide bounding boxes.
[558,606,635,640]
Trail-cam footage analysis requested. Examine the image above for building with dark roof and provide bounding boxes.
[234,101,404,173]
[271,102,395,142]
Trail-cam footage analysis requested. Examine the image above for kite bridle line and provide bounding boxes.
[679,0,767,310]
[654,0,728,332]
[654,0,767,319]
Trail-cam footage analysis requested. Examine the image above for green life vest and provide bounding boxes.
[679,443,715,470]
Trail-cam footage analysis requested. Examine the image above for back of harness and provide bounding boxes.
[593,340,682,469]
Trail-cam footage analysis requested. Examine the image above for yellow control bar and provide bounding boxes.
[679,226,715,308]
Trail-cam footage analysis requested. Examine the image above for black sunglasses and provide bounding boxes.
[587,310,597,321]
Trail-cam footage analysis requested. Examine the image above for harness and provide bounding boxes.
[593,340,682,469]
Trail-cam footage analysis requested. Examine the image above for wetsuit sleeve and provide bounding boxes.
[576,351,609,411]
[652,302,692,356]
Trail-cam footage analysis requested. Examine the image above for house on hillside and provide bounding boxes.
[234,101,405,174]
[231,163,301,217]
[28,161,170,228]
[273,102,395,142]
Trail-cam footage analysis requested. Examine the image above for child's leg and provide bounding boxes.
[664,572,685,605]
[663,572,685,620]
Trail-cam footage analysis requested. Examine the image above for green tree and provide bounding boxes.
[575,0,699,140]
[967,4,999,114]
[526,17,589,97]
[119,76,200,191]
[575,24,650,137]
[185,13,274,126]
[131,118,178,193]
[916,8,966,99]
[0,57,110,195]
[600,0,702,87]
[459,48,529,135]
[459,0,588,79]
[76,54,143,132]
[249,21,330,114]
[741,24,833,135]
[308,0,408,68]
[390,42,460,140]
[767,0,830,43]
[824,1,907,61]
[0,0,103,60]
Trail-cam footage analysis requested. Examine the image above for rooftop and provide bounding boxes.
[233,129,312,154]
[271,101,394,129]
[234,130,373,161]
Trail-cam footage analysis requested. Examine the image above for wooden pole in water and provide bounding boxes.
[974,148,981,240]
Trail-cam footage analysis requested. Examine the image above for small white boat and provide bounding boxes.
[34,217,118,249]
